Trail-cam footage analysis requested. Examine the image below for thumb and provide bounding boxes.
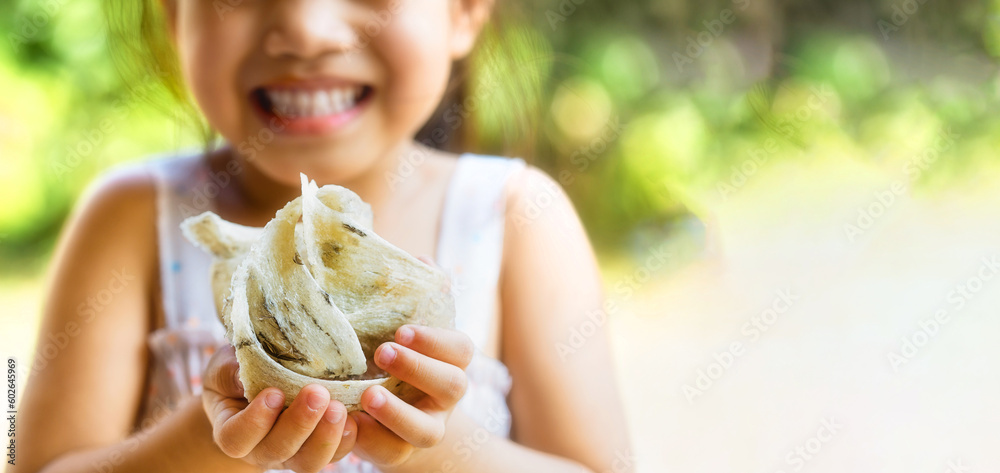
[204,344,245,399]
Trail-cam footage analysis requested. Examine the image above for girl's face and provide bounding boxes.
[165,0,487,186]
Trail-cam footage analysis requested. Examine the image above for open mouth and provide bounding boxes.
[250,85,374,133]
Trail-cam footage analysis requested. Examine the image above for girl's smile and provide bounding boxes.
[250,76,374,135]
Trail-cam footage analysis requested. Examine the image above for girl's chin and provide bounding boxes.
[246,151,382,187]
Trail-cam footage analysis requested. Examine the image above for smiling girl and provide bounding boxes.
[14,1,630,472]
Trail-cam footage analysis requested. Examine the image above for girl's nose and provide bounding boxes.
[263,0,358,59]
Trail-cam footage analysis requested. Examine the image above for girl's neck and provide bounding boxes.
[213,140,425,226]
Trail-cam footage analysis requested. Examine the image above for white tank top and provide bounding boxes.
[136,151,525,472]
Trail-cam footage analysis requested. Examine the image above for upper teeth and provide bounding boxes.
[266,87,363,118]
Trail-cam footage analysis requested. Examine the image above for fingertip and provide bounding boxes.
[370,391,387,410]
[376,343,397,367]
[331,414,359,463]
[362,385,389,411]
[302,383,330,396]
[343,413,357,436]
[347,409,365,423]
[324,402,346,424]
[260,388,284,410]
[350,408,374,427]
[396,325,415,345]
[232,370,244,394]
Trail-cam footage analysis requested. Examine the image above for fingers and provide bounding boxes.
[394,325,474,369]
[250,384,331,464]
[376,341,468,407]
[204,345,245,399]
[283,401,348,472]
[210,387,285,458]
[206,384,355,471]
[331,414,358,463]
[350,411,415,467]
[361,385,445,448]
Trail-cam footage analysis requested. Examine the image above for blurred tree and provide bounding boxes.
[2,0,1000,274]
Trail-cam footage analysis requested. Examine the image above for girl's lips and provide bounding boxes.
[249,85,373,135]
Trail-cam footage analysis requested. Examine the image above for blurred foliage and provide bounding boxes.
[3,0,1000,275]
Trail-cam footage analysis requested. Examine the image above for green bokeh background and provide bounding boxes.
[1,0,998,273]
[5,2,1000,470]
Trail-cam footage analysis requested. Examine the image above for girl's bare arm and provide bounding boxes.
[499,167,632,472]
[11,171,256,473]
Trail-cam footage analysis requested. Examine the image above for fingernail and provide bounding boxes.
[307,391,328,411]
[265,392,284,409]
[324,406,344,424]
[369,391,386,409]
[233,371,244,392]
[397,326,414,345]
[378,345,397,366]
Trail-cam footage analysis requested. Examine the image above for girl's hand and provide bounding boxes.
[350,325,475,468]
[201,345,358,473]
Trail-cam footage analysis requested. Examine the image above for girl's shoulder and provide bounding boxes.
[496,158,567,226]
[68,149,207,265]
[427,150,564,235]
[430,150,538,200]
[74,152,174,225]
[87,149,206,198]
